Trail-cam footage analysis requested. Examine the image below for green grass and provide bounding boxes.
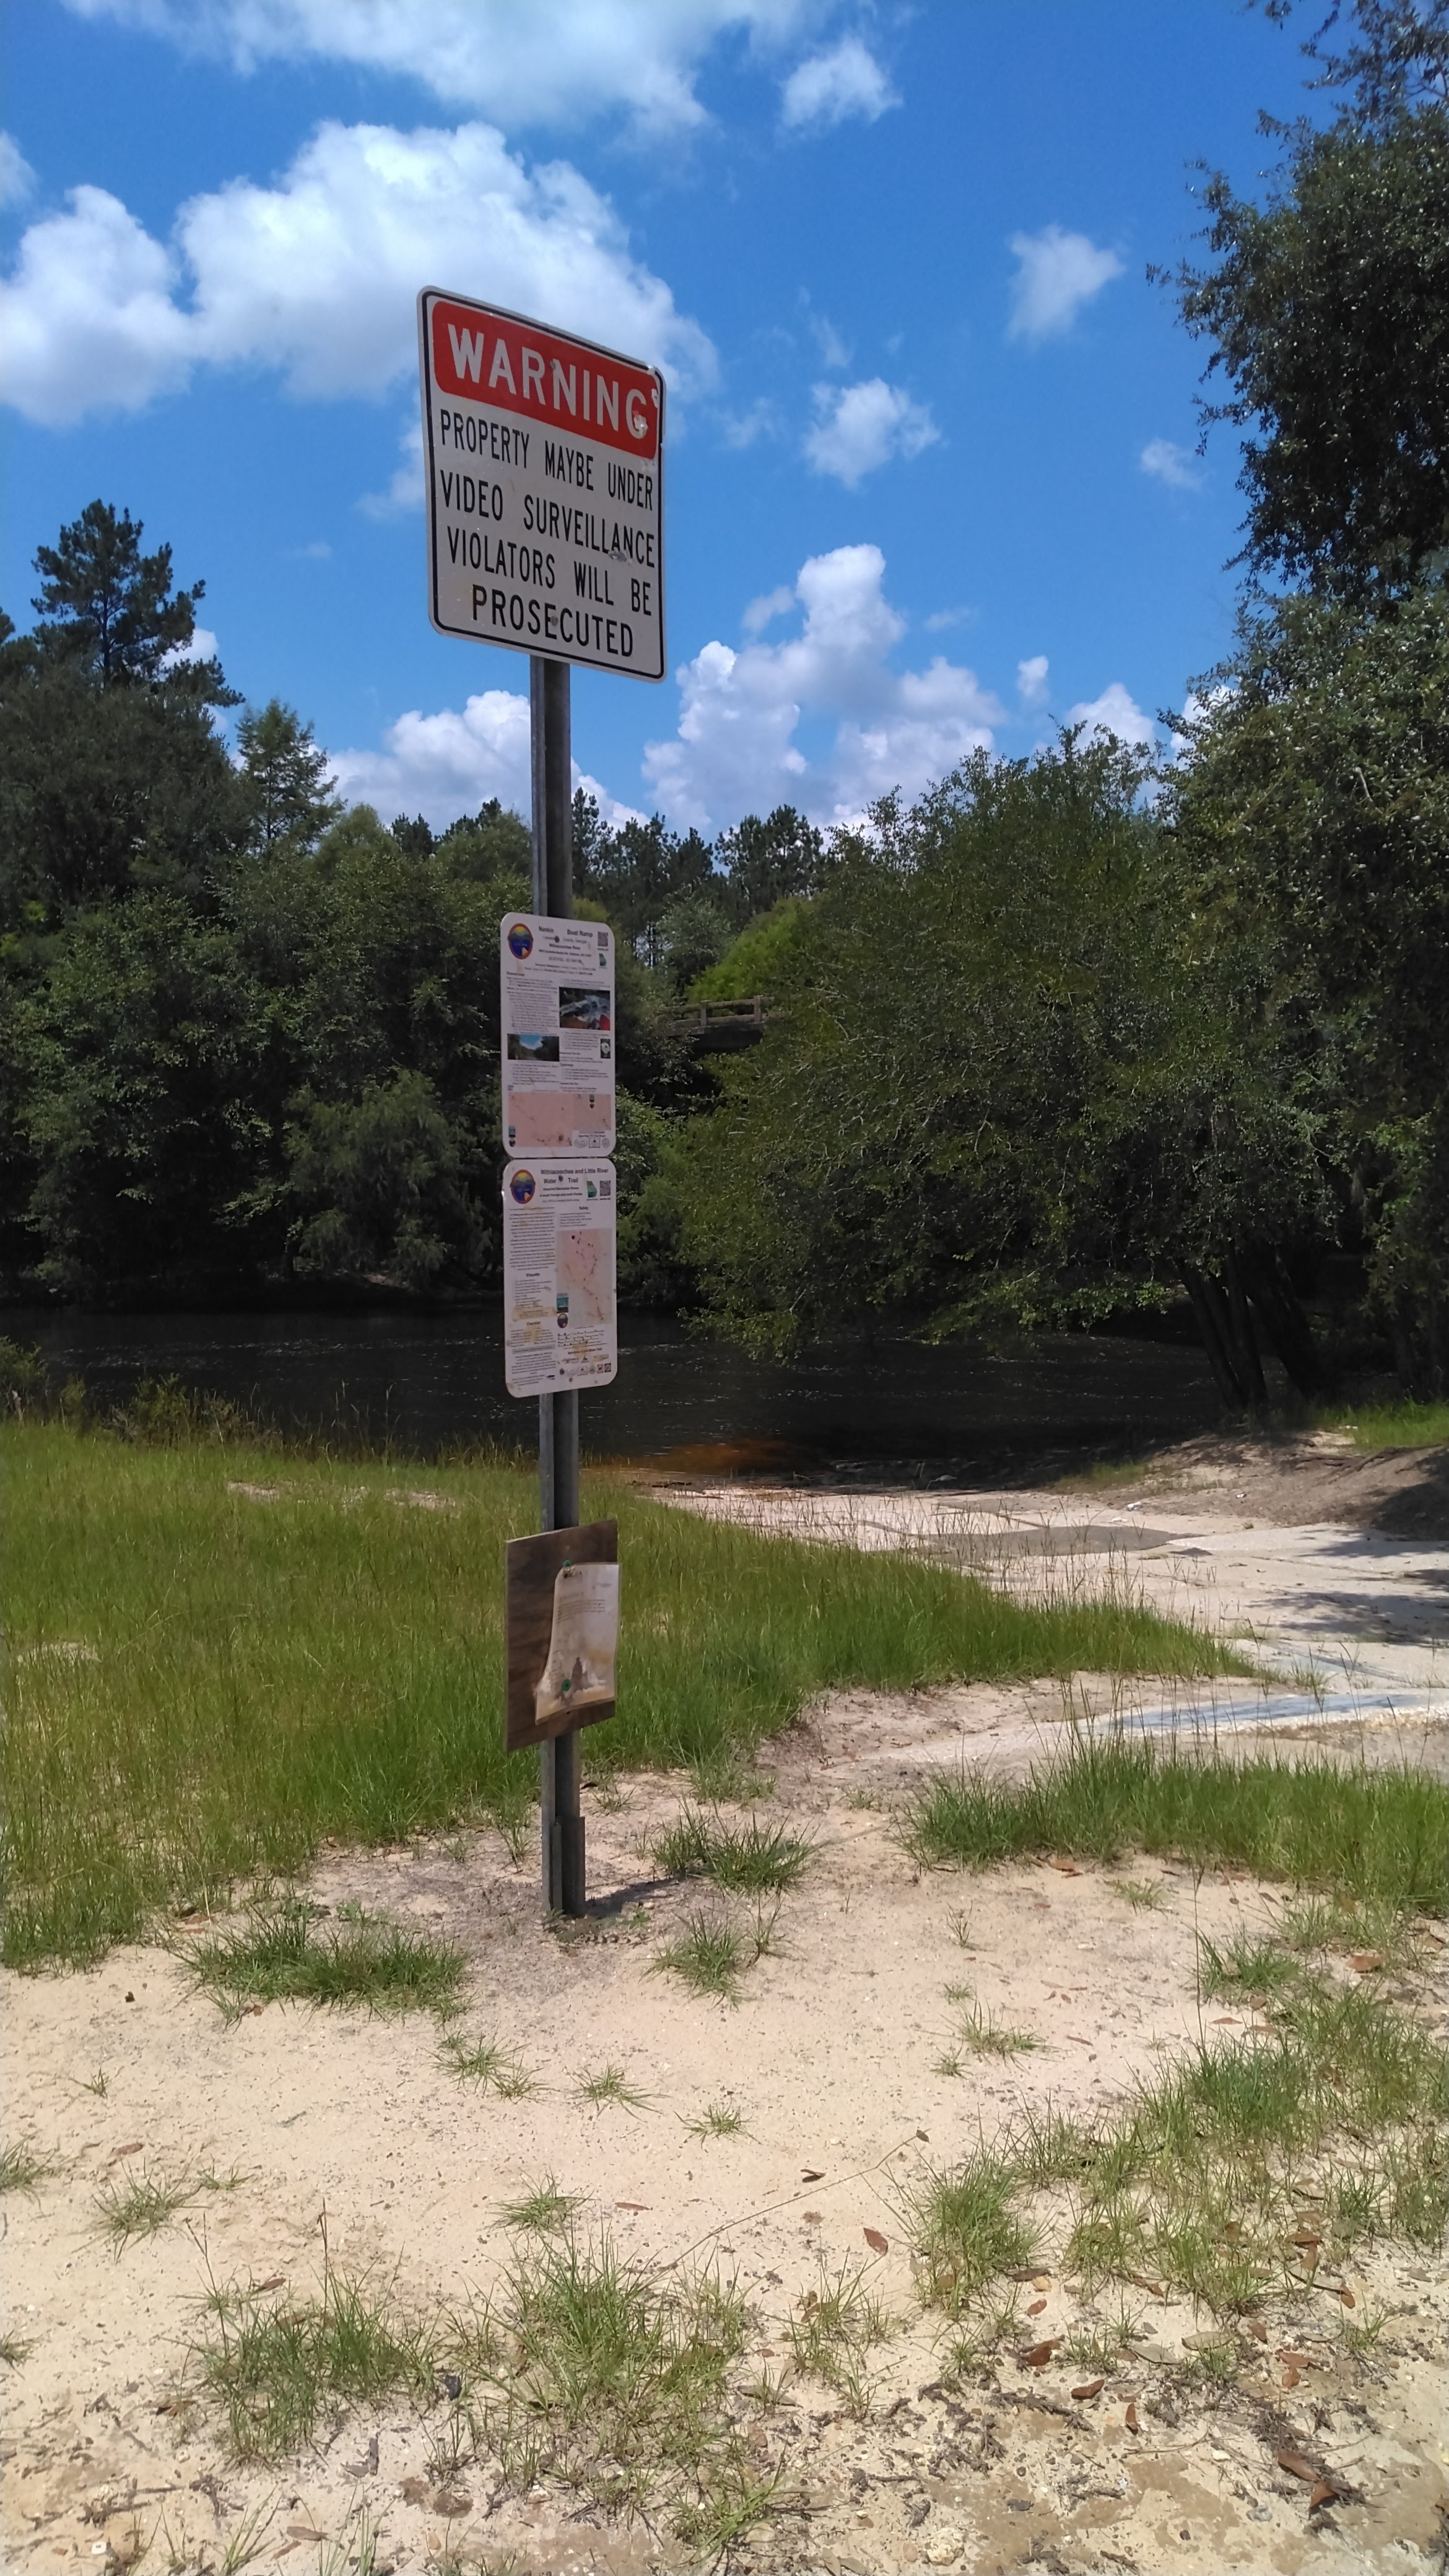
[934,2001,1040,2070]
[2,1419,1241,1969]
[93,2160,235,2248]
[786,2258,890,2414]
[684,2100,746,2138]
[902,1736,1449,1912]
[905,1938,1448,2352]
[0,2141,48,2193]
[656,1912,748,2000]
[196,2256,433,2460]
[1317,1398,1449,1450]
[183,1897,464,2019]
[575,2063,651,2110]
[500,2180,577,2235]
[440,2030,534,2094]
[653,1809,811,1894]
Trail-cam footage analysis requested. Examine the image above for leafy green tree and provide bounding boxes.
[668,741,1328,1401]
[715,806,824,927]
[1170,5,1449,591]
[284,1070,485,1288]
[236,700,341,854]
[31,499,224,690]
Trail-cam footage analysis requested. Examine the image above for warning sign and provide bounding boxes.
[418,289,665,680]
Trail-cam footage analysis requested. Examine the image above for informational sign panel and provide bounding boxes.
[505,1521,618,1751]
[500,913,614,1157]
[503,1159,617,1396]
[418,289,664,680]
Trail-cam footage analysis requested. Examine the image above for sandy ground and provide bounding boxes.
[5,1437,1448,2576]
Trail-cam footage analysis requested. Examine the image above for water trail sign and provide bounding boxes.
[500,913,615,1157]
[417,289,664,679]
[503,1158,617,1397]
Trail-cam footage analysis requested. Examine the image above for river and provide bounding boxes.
[22,1308,1221,1481]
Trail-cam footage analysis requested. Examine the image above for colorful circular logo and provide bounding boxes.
[507,921,534,959]
[509,1168,536,1203]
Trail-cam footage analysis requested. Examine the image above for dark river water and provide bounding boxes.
[23,1308,1221,1482]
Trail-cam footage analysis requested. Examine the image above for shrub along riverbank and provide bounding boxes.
[2,1419,1247,1970]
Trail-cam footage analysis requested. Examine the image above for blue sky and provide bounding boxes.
[2,1,1316,834]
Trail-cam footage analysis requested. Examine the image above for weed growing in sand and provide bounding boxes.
[575,2064,651,2111]
[1063,2307,1140,2374]
[185,1897,464,2020]
[653,1809,809,1895]
[440,2032,534,2095]
[5,1420,1237,1968]
[907,1930,1448,2367]
[657,1912,747,2001]
[500,2180,577,2236]
[1316,1397,1449,1450]
[94,2160,237,2248]
[936,2003,1040,2069]
[902,1737,1448,1912]
[196,2255,433,2458]
[1,2332,34,2364]
[684,2100,746,2138]
[0,2141,48,2193]
[1198,1931,1305,2003]
[1109,1876,1163,1910]
[75,2067,108,2097]
[786,2258,890,2414]
[217,2499,278,2575]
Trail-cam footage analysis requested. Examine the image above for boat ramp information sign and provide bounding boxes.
[417,289,664,680]
[502,1160,618,1396]
[500,913,615,1157]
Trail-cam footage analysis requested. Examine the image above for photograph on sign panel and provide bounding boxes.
[557,985,612,1031]
[507,1031,559,1060]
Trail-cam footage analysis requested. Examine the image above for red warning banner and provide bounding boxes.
[428,297,660,461]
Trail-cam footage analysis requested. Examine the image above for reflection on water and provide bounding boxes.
[24,1307,1221,1481]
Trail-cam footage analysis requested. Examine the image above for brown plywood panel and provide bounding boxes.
[505,1519,617,1751]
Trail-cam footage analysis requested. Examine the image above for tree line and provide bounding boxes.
[2,0,1446,1395]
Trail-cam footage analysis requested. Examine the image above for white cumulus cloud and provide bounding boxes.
[803,377,939,487]
[1016,653,1049,704]
[1007,224,1123,344]
[0,131,37,206]
[644,542,1004,832]
[325,685,637,830]
[1140,436,1203,491]
[781,35,897,129]
[1,118,714,425]
[59,0,833,133]
[1065,680,1156,751]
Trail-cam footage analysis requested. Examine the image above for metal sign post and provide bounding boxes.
[530,654,584,1916]
[417,285,664,1924]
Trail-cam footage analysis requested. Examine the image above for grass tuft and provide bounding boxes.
[196,2256,432,2460]
[656,1912,746,2001]
[684,2100,746,2138]
[440,2030,534,2094]
[93,2160,235,2248]
[653,1809,810,1895]
[903,1737,1448,1912]
[575,2064,651,2112]
[0,2141,48,2193]
[185,1897,464,2019]
[786,2258,890,2414]
[500,2179,577,2236]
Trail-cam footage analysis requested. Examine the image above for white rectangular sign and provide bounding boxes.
[503,1159,617,1396]
[500,913,614,1157]
[419,289,664,681]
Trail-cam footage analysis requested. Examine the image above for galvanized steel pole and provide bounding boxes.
[530,656,585,1918]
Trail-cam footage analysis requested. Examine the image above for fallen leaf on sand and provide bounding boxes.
[285,2528,327,2544]
[1046,1857,1081,1875]
[801,2169,824,2182]
[1124,2403,1139,2433]
[1245,2315,1268,2341]
[1310,2478,1345,2510]
[1026,2299,1046,2317]
[1338,2285,1355,2307]
[863,2227,888,2253]
[251,2274,285,2292]
[1021,2339,1061,2370]
[616,2201,648,2211]
[1072,2378,1105,2401]
[1030,2273,1051,2291]
[430,2491,471,2518]
[1349,1951,1385,1973]
[1282,2367,1301,2390]
[1290,2230,1321,2250]
[1277,2449,1319,2483]
[109,2143,146,2160]
[1127,2273,1166,2298]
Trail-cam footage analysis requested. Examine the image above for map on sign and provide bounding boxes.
[503,1159,617,1397]
[500,914,615,1156]
[418,289,664,681]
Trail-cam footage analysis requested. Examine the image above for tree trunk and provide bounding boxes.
[1178,1260,1253,1406]
[1238,1240,1325,1395]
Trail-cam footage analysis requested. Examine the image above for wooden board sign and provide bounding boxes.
[505,1519,618,1752]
